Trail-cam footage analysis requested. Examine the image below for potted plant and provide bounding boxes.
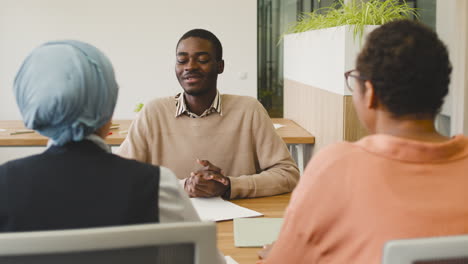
[282,0,418,151]
[287,0,418,42]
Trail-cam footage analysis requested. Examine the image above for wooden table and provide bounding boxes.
[0,119,314,171]
[0,119,295,263]
[0,119,314,146]
[217,193,291,264]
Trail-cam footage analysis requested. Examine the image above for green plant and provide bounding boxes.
[287,0,418,40]
[134,102,144,113]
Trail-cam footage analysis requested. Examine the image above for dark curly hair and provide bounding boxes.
[356,19,452,118]
[176,29,223,61]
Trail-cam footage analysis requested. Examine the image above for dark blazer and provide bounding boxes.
[0,140,160,232]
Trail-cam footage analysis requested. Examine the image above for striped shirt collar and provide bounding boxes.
[175,90,222,118]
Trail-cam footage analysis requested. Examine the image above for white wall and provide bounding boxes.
[436,0,455,118]
[284,25,378,96]
[284,27,347,95]
[0,0,257,120]
[436,0,468,135]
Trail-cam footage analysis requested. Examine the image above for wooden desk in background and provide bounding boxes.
[218,193,291,264]
[0,119,314,145]
[0,119,314,172]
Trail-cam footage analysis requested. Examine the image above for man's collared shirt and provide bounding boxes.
[175,91,222,118]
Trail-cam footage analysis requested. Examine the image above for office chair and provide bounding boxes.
[0,221,219,264]
[382,234,468,264]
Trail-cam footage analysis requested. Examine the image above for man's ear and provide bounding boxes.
[364,80,378,109]
[217,60,224,74]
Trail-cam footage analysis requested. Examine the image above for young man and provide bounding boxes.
[117,29,299,199]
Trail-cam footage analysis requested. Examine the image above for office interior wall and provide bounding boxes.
[343,95,367,140]
[0,0,257,120]
[284,79,344,153]
[284,79,366,155]
[283,25,373,155]
[437,0,468,135]
[436,0,454,134]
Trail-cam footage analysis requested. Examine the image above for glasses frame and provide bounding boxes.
[344,69,368,92]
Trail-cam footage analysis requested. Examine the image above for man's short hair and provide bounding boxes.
[177,29,223,61]
[357,19,452,118]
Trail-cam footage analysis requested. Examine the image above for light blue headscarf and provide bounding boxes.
[14,40,119,146]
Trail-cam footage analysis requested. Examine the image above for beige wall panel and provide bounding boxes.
[284,79,344,153]
[343,95,367,141]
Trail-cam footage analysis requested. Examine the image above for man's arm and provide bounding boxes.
[228,104,300,199]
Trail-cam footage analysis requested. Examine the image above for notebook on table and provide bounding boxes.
[234,218,284,247]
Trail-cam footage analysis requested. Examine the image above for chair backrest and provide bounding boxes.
[382,235,468,264]
[0,221,219,264]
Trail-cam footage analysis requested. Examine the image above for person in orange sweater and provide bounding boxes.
[258,19,468,264]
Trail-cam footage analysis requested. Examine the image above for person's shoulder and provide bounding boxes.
[298,141,366,192]
[1,153,45,168]
[221,94,268,119]
[222,94,262,109]
[145,96,176,110]
[309,141,366,168]
[137,96,177,122]
[0,153,47,179]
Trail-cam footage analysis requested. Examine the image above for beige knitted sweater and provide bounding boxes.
[116,94,299,199]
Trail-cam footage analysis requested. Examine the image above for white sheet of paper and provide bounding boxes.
[273,123,285,129]
[234,218,284,247]
[190,197,263,222]
[225,256,239,264]
[0,129,6,132]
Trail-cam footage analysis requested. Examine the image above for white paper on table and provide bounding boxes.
[273,123,285,129]
[0,129,6,132]
[190,197,263,222]
[225,256,239,264]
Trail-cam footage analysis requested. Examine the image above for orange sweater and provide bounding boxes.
[265,134,468,264]
[117,94,299,199]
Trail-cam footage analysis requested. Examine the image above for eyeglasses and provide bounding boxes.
[344,69,368,92]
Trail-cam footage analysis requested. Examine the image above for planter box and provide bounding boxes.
[284,25,378,96]
[283,25,379,153]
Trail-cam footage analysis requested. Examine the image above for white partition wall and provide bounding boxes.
[0,0,257,120]
[283,26,376,153]
[437,0,468,135]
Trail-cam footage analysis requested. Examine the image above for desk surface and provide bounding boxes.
[0,119,314,146]
[218,193,291,264]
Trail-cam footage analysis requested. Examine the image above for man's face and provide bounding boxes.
[175,37,224,96]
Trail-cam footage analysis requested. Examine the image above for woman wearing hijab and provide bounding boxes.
[0,40,201,232]
[258,20,468,264]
